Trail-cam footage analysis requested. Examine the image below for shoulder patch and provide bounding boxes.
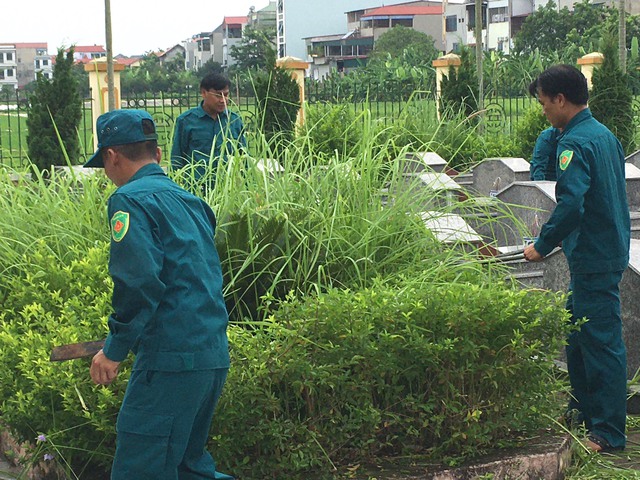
[110,211,130,242]
[559,150,574,171]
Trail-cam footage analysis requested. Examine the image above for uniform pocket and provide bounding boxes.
[113,407,174,479]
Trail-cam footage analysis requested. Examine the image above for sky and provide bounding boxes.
[3,0,270,57]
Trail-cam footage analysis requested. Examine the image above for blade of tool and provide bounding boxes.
[50,340,105,362]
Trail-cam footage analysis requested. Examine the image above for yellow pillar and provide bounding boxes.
[84,58,126,151]
[577,52,604,90]
[276,56,309,126]
[432,53,461,119]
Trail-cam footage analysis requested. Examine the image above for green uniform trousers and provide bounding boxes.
[111,368,232,480]
[566,270,626,449]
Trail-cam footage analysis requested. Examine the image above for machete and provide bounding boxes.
[49,340,105,362]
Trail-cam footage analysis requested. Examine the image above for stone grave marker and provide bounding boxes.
[472,157,531,198]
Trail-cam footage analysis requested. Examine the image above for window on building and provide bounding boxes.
[7,68,14,77]
[35,60,41,69]
[490,7,508,23]
[391,18,413,28]
[361,19,373,29]
[43,59,49,66]
[7,52,13,61]
[358,44,373,56]
[0,53,4,63]
[348,11,363,23]
[0,70,4,80]
[328,45,342,56]
[227,27,243,39]
[342,45,354,56]
[446,15,457,32]
[373,18,389,28]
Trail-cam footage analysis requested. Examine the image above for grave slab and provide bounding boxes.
[472,157,531,197]
[402,151,449,174]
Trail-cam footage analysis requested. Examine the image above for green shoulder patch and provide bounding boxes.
[559,150,574,171]
[110,211,130,242]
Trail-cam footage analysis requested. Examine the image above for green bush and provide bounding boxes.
[299,103,362,159]
[214,278,570,478]
[513,104,550,161]
[0,241,116,474]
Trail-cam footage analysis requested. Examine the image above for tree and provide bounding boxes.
[368,25,438,66]
[26,47,82,175]
[514,1,574,55]
[590,33,636,154]
[230,26,277,72]
[439,47,479,120]
[252,54,301,150]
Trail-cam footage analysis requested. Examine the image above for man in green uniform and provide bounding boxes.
[85,109,233,479]
[171,73,246,187]
[530,126,559,181]
[524,65,630,452]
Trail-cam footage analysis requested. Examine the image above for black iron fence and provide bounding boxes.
[2,84,640,170]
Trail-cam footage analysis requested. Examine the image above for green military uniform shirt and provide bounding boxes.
[533,108,630,273]
[170,102,246,180]
[102,163,230,371]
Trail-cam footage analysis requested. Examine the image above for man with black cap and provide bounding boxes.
[85,109,233,479]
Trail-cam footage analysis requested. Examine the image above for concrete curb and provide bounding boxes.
[430,436,571,480]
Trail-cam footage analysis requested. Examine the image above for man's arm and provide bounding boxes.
[170,116,188,170]
[100,195,166,363]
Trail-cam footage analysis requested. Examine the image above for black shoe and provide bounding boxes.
[585,433,624,453]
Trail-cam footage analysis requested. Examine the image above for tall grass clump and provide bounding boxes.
[0,101,570,479]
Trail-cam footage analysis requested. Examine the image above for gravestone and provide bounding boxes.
[402,151,449,174]
[420,211,483,253]
[397,172,466,209]
[627,149,640,170]
[626,163,640,209]
[472,157,531,197]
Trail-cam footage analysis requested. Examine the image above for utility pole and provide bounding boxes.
[475,0,484,112]
[619,0,627,71]
[105,0,116,111]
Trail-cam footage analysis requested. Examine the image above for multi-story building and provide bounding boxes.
[277,0,412,60]
[70,45,107,62]
[0,43,52,89]
[211,16,249,68]
[184,33,213,71]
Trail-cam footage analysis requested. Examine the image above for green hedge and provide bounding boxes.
[0,242,570,478]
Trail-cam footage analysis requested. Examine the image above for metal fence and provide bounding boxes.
[2,85,640,170]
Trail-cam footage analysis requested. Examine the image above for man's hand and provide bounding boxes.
[90,349,121,385]
[524,244,544,262]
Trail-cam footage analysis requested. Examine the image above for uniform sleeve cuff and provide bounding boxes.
[534,237,555,258]
[103,334,130,362]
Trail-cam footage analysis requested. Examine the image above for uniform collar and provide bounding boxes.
[559,108,591,139]
[197,101,229,120]
[127,162,166,184]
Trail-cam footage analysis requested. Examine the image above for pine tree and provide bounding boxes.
[439,47,479,120]
[26,48,82,175]
[590,33,636,153]
[252,51,301,150]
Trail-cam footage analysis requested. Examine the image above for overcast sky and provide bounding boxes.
[3,0,269,57]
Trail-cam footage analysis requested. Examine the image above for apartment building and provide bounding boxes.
[0,43,52,90]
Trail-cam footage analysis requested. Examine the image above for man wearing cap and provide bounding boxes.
[524,65,630,453]
[171,73,246,187]
[86,109,233,479]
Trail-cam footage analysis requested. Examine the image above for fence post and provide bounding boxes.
[432,53,461,120]
[84,58,126,151]
[577,52,604,90]
[276,56,309,127]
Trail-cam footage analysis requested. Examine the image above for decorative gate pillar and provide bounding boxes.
[432,53,461,119]
[85,58,126,151]
[577,52,604,90]
[276,56,309,126]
